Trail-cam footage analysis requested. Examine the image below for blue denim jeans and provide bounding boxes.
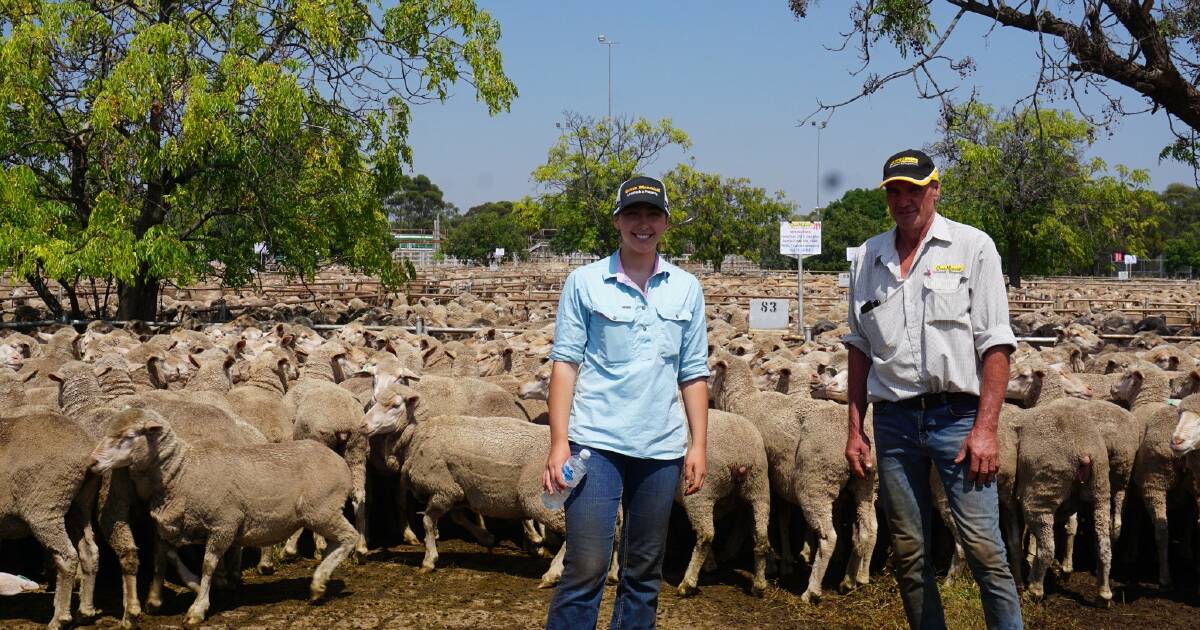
[874,398,1023,630]
[546,443,683,630]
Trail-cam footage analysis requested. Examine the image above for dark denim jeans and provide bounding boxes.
[545,443,683,630]
[874,398,1023,630]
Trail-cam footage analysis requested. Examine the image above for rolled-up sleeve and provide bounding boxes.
[969,238,1016,358]
[677,280,710,383]
[549,271,588,364]
[842,255,872,356]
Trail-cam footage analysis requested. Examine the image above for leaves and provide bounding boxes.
[0,0,517,316]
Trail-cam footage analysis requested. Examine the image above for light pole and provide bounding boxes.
[598,34,618,119]
[811,121,826,219]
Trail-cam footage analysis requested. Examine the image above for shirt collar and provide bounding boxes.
[604,250,668,280]
[876,213,952,274]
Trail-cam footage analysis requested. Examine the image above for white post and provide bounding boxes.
[796,255,804,337]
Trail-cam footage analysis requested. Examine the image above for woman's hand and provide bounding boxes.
[683,445,706,495]
[543,441,571,494]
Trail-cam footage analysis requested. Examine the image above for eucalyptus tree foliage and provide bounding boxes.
[935,103,1164,286]
[661,164,795,272]
[0,0,516,319]
[790,1,1200,173]
[527,112,690,257]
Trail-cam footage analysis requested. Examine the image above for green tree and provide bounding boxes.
[935,104,1094,287]
[529,112,690,256]
[662,164,795,271]
[1158,184,1200,274]
[790,2,1200,153]
[804,188,891,271]
[441,201,527,265]
[385,174,456,231]
[1,0,516,320]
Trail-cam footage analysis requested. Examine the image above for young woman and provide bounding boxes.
[543,176,710,629]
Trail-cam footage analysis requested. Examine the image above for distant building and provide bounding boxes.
[392,229,440,266]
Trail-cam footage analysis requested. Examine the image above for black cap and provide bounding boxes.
[614,176,669,216]
[880,149,940,188]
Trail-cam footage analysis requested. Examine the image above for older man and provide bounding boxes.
[843,150,1023,629]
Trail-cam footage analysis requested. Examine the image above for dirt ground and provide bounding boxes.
[3,533,1200,630]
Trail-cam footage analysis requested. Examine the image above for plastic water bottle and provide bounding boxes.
[542,449,591,510]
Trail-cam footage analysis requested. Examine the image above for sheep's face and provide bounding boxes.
[91,410,165,473]
[363,385,418,436]
[519,362,553,401]
[1005,367,1040,404]
[756,359,792,393]
[1059,325,1103,353]
[1112,369,1143,402]
[0,344,23,371]
[477,345,515,377]
[1171,410,1200,454]
[1170,371,1200,399]
[1050,364,1093,399]
[813,366,848,402]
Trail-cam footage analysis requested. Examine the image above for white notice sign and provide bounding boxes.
[1125,254,1138,265]
[494,248,506,258]
[780,221,822,257]
[837,273,850,288]
[1118,271,1130,280]
[846,247,856,262]
[749,299,789,330]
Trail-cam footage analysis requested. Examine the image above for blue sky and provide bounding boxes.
[404,1,1193,213]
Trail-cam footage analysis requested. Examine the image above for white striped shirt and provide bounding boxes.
[844,213,1016,403]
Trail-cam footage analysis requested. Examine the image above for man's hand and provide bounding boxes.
[955,426,999,486]
[846,433,874,479]
[683,445,706,495]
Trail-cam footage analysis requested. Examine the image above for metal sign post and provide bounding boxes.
[779,221,822,340]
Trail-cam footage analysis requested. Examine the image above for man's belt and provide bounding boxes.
[886,392,979,411]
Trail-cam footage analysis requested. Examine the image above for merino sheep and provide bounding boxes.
[0,411,101,629]
[399,414,567,587]
[708,350,876,603]
[90,408,363,627]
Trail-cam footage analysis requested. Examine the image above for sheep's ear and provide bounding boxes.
[166,339,179,351]
[93,364,113,377]
[274,323,286,337]
[223,355,236,369]
[48,371,63,384]
[706,343,716,356]
[1105,360,1118,373]
[1053,326,1065,340]
[141,419,163,434]
[383,340,397,356]
[234,339,247,357]
[188,354,201,368]
[20,369,38,383]
[398,367,421,383]
[405,392,421,412]
[1169,356,1180,371]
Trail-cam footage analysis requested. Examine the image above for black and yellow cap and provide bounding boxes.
[880,149,940,188]
[614,176,669,215]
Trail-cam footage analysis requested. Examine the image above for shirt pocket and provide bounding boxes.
[655,304,692,361]
[589,306,637,364]
[923,275,969,327]
[858,292,904,361]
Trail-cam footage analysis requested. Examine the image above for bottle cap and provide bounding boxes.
[579,449,591,460]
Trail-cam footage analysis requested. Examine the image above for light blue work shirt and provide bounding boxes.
[549,251,709,460]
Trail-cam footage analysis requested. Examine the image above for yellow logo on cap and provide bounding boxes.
[889,156,920,168]
[624,184,662,196]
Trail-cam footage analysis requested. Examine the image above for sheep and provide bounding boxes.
[0,411,101,629]
[282,340,375,560]
[673,409,771,597]
[226,350,296,443]
[708,349,876,603]
[399,413,568,587]
[1011,399,1113,604]
[1112,363,1185,589]
[89,408,367,627]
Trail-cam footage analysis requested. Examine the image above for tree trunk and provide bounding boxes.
[58,278,84,321]
[1005,234,1022,289]
[116,267,160,321]
[25,274,64,320]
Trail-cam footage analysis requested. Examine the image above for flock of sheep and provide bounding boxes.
[1,270,1200,629]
